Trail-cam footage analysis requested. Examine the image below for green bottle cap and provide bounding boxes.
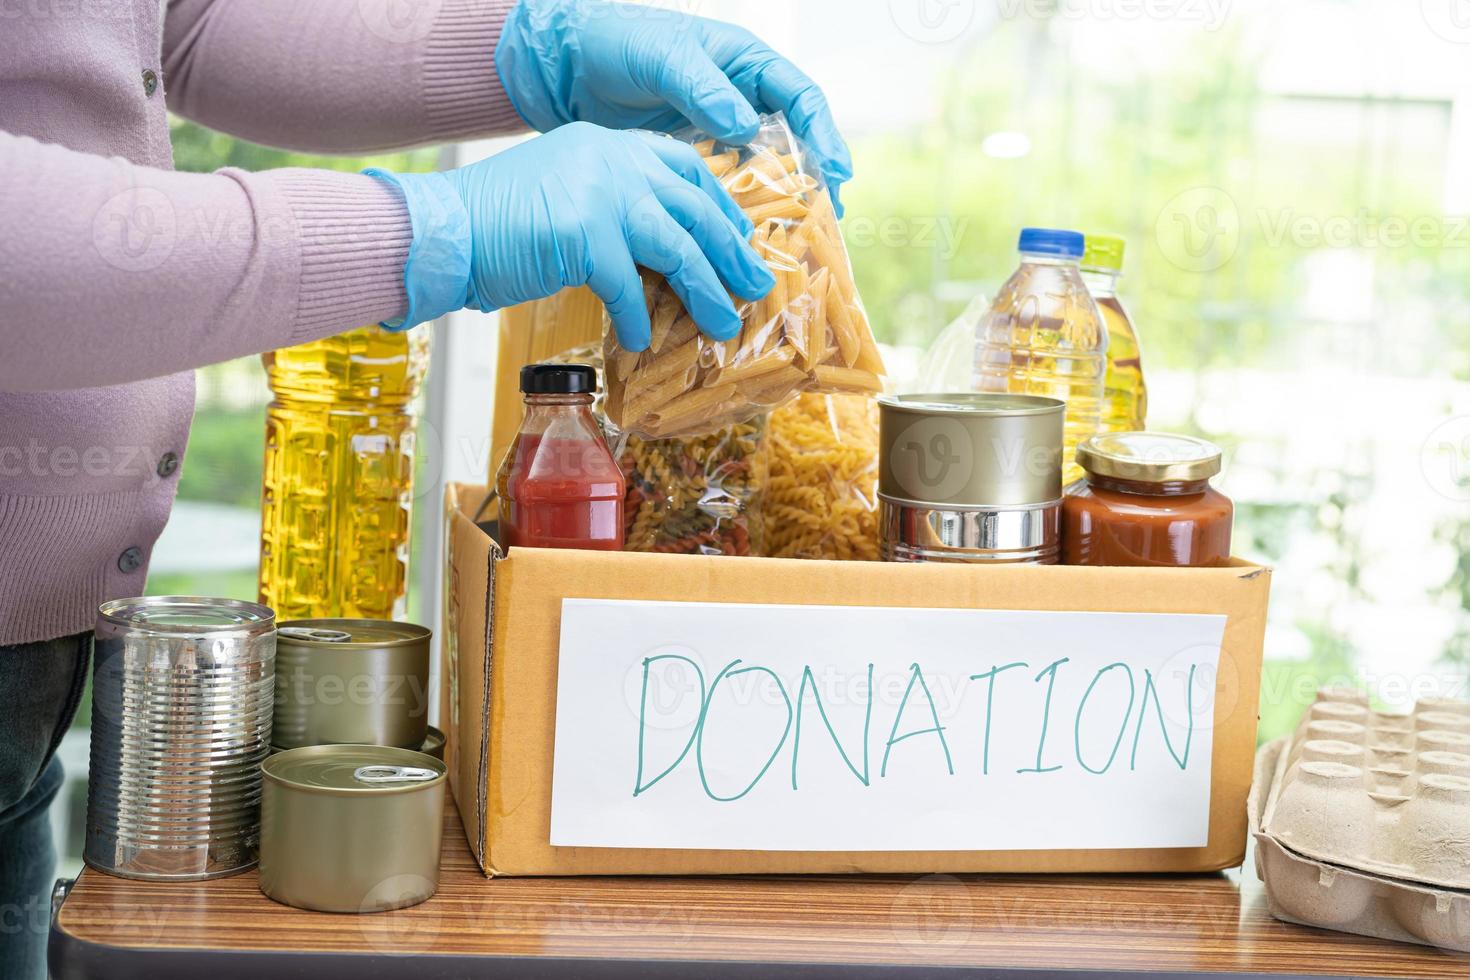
[1082,235,1126,273]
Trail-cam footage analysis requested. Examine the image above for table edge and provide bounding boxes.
[47,918,1382,980]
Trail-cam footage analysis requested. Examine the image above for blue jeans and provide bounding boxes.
[0,633,91,980]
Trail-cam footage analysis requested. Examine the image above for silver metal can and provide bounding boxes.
[259,745,446,913]
[271,619,431,751]
[877,393,1064,564]
[85,596,276,880]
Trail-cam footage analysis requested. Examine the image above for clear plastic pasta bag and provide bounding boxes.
[766,393,879,561]
[604,113,885,440]
[547,344,767,557]
[619,420,767,557]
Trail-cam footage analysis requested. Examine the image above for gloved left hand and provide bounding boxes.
[367,123,775,349]
[495,0,854,215]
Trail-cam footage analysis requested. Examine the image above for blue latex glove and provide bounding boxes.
[367,123,775,349]
[495,0,854,215]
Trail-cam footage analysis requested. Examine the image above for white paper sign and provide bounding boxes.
[550,599,1225,852]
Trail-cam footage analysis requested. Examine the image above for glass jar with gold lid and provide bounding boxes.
[1062,432,1233,567]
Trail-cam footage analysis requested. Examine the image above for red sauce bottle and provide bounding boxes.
[496,364,625,551]
[1062,432,1233,567]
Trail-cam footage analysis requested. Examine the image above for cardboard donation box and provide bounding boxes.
[443,482,1272,877]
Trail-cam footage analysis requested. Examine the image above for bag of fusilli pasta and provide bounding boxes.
[548,344,766,557]
[619,421,766,557]
[766,393,879,561]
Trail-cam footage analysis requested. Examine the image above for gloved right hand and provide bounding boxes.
[366,122,775,351]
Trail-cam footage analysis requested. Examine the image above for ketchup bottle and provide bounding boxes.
[495,364,625,551]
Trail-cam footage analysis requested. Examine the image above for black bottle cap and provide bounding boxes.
[520,363,597,395]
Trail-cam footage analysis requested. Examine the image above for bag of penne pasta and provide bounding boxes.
[767,393,879,561]
[604,113,885,440]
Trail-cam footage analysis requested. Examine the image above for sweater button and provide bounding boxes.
[142,69,158,98]
[118,547,144,574]
[157,452,180,478]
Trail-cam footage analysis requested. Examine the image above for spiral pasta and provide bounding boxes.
[620,421,767,557]
[766,393,879,561]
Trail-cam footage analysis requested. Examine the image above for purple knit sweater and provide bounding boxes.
[0,0,524,644]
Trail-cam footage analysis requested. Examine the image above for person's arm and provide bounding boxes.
[0,130,410,392]
[162,0,525,155]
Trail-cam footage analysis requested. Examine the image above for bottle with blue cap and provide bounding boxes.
[974,228,1108,485]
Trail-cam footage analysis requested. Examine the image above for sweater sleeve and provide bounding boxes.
[162,0,526,155]
[0,130,413,393]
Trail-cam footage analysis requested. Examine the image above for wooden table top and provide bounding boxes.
[51,801,1468,979]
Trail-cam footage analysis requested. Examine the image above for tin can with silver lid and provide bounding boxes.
[272,619,431,750]
[86,596,276,880]
[259,745,446,912]
[878,393,1064,564]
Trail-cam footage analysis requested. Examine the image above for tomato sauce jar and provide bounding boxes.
[1062,432,1233,567]
[496,364,625,552]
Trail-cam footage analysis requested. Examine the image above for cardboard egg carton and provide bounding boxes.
[1250,689,1470,951]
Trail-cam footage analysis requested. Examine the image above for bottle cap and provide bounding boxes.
[520,363,597,395]
[1017,227,1084,259]
[1081,235,1126,273]
[1076,431,1223,484]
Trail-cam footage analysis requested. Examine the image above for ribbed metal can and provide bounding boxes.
[271,619,431,750]
[85,596,276,881]
[877,393,1065,564]
[259,745,446,912]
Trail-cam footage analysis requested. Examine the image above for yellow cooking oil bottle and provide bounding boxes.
[1080,235,1148,433]
[974,228,1107,486]
[259,326,430,620]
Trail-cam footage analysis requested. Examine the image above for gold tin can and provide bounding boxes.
[877,393,1064,564]
[259,745,445,913]
[272,619,430,750]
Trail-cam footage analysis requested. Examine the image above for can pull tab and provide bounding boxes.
[353,765,438,785]
[279,627,353,643]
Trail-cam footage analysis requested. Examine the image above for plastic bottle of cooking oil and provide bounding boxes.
[1081,235,1148,433]
[259,326,430,621]
[974,228,1107,486]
